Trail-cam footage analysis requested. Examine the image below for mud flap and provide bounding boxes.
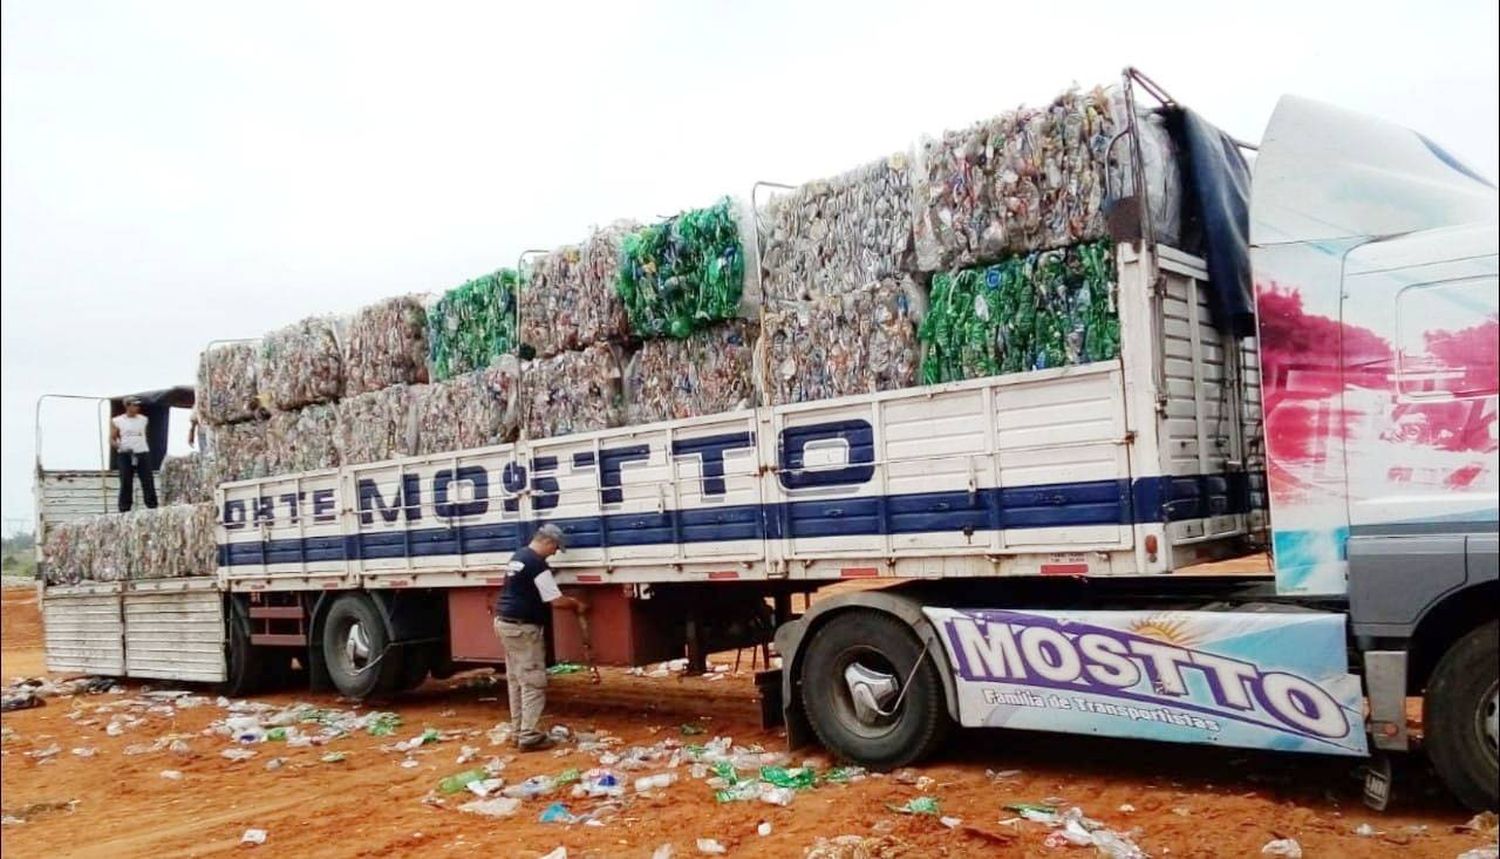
[1362,752,1393,811]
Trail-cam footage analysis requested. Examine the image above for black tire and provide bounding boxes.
[397,644,431,692]
[219,610,264,697]
[799,610,950,770]
[1424,620,1499,810]
[321,594,401,699]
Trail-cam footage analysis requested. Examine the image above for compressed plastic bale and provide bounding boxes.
[519,225,635,358]
[343,295,430,396]
[260,316,345,410]
[212,420,271,484]
[759,153,915,303]
[617,198,752,340]
[335,385,420,465]
[42,520,96,586]
[413,358,521,455]
[107,504,219,580]
[759,278,924,406]
[625,321,755,425]
[523,344,624,439]
[428,269,519,382]
[266,404,341,474]
[919,240,1117,384]
[161,453,213,505]
[197,342,262,424]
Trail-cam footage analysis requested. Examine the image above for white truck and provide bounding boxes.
[34,73,1498,810]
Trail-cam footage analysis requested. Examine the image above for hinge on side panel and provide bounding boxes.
[766,560,789,580]
[1155,393,1169,415]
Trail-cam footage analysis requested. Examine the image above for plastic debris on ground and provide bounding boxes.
[43,504,218,584]
[160,453,213,505]
[760,277,923,405]
[260,316,344,410]
[520,228,634,357]
[757,821,772,837]
[159,770,183,780]
[334,385,420,465]
[804,835,912,859]
[759,153,915,303]
[343,295,430,395]
[695,838,727,855]
[920,241,1117,384]
[1260,838,1303,857]
[540,849,568,859]
[241,829,267,846]
[625,321,755,425]
[266,404,341,474]
[413,358,521,454]
[438,768,489,794]
[523,344,623,439]
[428,269,519,382]
[197,341,262,424]
[547,663,585,676]
[1457,849,1500,859]
[618,199,751,340]
[889,796,939,816]
[209,420,271,484]
[458,797,521,818]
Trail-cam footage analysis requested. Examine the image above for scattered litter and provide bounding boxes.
[1260,838,1302,858]
[680,723,706,736]
[695,838,727,855]
[1459,812,1499,835]
[539,848,567,859]
[241,829,267,846]
[757,821,772,837]
[71,747,97,758]
[634,772,678,793]
[547,663,586,676]
[1354,823,1377,837]
[221,748,257,762]
[365,712,401,737]
[1118,804,1136,813]
[438,769,489,795]
[652,845,674,859]
[320,752,346,764]
[159,770,183,780]
[456,745,479,765]
[458,797,521,819]
[940,816,963,829]
[539,802,577,824]
[1456,848,1499,859]
[400,759,420,769]
[889,797,939,816]
[265,758,285,772]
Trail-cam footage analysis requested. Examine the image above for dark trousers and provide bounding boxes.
[118,451,158,512]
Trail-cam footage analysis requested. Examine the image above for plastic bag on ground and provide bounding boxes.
[625,321,755,425]
[759,277,923,406]
[520,226,634,358]
[196,341,262,424]
[919,240,1116,384]
[160,453,213,505]
[260,316,344,410]
[343,295,430,396]
[210,420,271,484]
[334,385,421,465]
[523,344,623,440]
[427,269,519,382]
[759,153,915,303]
[618,199,750,340]
[413,357,521,455]
[266,404,341,474]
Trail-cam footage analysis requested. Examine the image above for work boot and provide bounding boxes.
[518,734,556,753]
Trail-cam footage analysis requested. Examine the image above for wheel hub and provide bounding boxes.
[844,662,899,724]
[1481,682,1499,758]
[345,623,372,668]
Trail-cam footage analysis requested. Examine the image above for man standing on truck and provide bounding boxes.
[110,396,157,512]
[495,523,587,752]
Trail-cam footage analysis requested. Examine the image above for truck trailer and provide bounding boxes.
[34,71,1498,810]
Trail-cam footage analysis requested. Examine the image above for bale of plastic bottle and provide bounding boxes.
[519,224,635,358]
[759,277,924,406]
[428,269,520,382]
[919,240,1117,384]
[196,341,262,425]
[266,404,341,474]
[617,198,752,340]
[119,503,220,579]
[758,153,915,303]
[625,321,755,425]
[335,384,421,465]
[343,295,430,396]
[42,518,97,585]
[260,316,345,411]
[161,453,213,505]
[523,344,624,439]
[211,419,271,484]
[413,357,521,455]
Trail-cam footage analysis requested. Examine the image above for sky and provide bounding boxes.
[3,0,1497,531]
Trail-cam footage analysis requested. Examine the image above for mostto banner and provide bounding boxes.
[925,608,1367,756]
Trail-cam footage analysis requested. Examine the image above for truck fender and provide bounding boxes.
[775,590,960,750]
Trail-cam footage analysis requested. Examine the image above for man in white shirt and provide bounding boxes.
[110,396,158,512]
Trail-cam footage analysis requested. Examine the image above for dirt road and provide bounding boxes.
[1,585,1494,858]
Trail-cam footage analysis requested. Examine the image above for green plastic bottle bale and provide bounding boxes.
[617,198,747,340]
[919,241,1118,384]
[428,269,519,382]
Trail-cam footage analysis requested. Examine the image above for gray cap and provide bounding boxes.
[123,395,142,405]
[535,523,567,548]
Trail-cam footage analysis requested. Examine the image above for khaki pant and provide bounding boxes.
[495,619,547,742]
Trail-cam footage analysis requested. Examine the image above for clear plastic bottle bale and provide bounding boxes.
[520,231,633,358]
[413,357,521,455]
[428,270,520,382]
[759,277,923,406]
[265,404,341,474]
[88,515,127,583]
[523,344,624,439]
[260,316,345,411]
[42,519,94,586]
[211,420,271,484]
[911,86,1119,272]
[160,453,213,505]
[617,198,751,340]
[625,321,756,425]
[335,384,421,465]
[196,341,262,425]
[343,295,431,396]
[759,153,915,304]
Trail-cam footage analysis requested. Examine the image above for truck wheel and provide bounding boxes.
[220,611,264,697]
[1424,620,1499,810]
[799,610,949,770]
[321,594,401,699]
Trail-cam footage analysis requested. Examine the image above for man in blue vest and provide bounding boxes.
[495,524,587,751]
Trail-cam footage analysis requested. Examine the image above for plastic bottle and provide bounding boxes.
[634,772,677,793]
[760,787,796,807]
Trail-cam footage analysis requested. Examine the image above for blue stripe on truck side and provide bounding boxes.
[219,473,1263,566]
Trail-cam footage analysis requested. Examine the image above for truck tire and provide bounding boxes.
[321,594,401,699]
[219,611,264,697]
[1424,620,1499,810]
[799,610,949,770]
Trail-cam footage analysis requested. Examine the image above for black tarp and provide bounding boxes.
[1162,107,1256,338]
[108,386,194,471]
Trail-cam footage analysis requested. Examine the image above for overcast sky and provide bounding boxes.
[3,0,1497,531]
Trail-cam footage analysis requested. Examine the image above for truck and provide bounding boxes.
[34,70,1498,810]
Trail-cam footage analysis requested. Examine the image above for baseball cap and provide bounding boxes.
[536,523,567,548]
